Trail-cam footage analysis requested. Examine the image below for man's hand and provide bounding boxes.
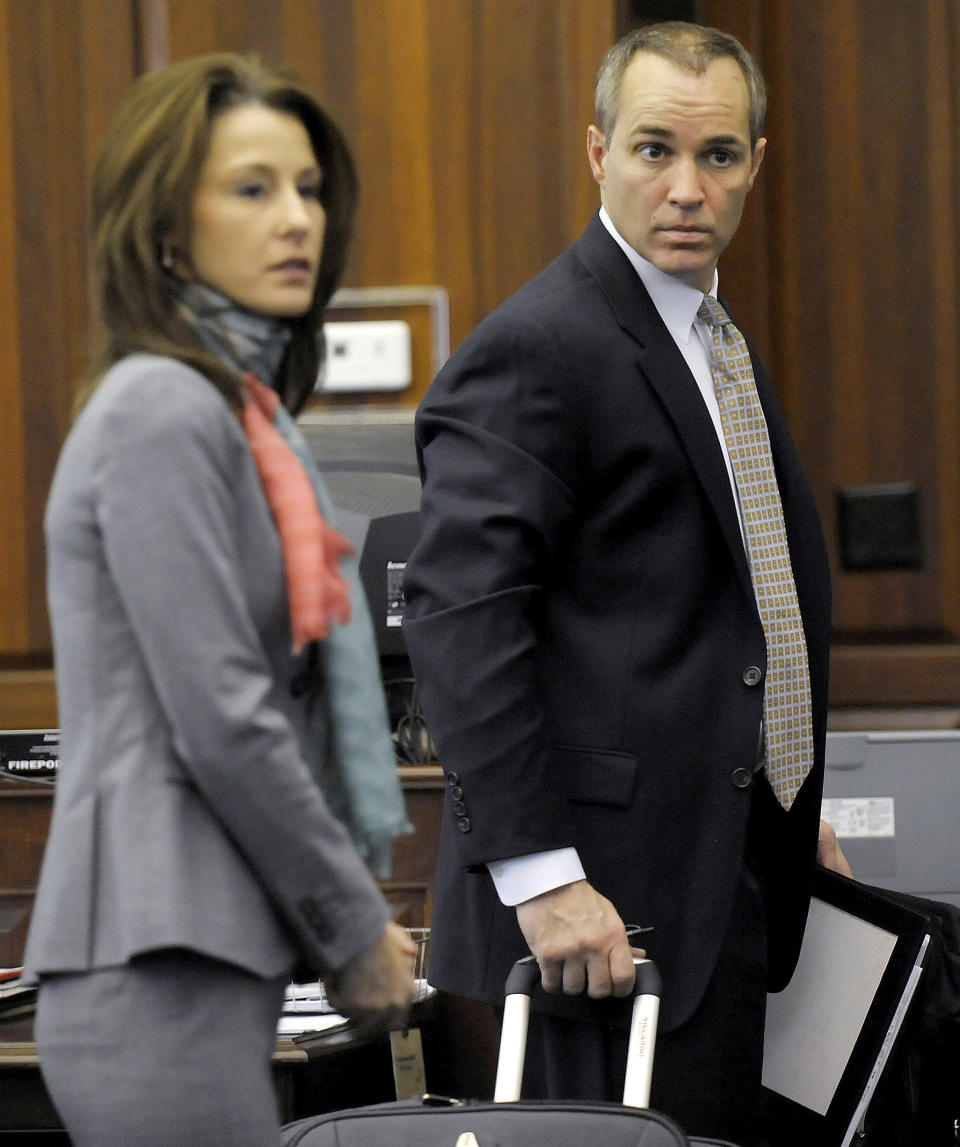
[818,818,853,877]
[324,920,418,1036]
[515,879,642,999]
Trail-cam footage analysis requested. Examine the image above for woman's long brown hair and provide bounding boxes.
[76,52,357,415]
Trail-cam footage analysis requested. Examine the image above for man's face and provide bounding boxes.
[587,52,765,292]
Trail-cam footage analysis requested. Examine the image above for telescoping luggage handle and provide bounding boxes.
[494,955,663,1109]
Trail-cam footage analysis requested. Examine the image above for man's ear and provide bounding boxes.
[747,136,766,189]
[587,124,607,186]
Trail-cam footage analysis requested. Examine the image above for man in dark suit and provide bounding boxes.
[403,21,848,1145]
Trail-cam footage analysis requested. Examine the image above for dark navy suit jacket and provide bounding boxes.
[403,213,831,1032]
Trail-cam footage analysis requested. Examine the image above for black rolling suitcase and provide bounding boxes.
[278,957,741,1146]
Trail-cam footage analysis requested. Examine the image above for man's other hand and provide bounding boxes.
[818,818,853,877]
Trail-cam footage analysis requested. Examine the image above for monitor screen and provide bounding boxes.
[300,411,433,762]
[299,410,421,660]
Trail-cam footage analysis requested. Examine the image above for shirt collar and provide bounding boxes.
[598,206,718,345]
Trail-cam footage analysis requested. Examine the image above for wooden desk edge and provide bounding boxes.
[2,1038,312,1067]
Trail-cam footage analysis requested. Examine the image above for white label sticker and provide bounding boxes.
[821,797,895,838]
[386,561,407,628]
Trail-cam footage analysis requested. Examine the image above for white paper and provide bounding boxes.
[762,899,897,1114]
[276,1013,349,1037]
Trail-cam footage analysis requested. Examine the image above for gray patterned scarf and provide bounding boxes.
[170,278,411,876]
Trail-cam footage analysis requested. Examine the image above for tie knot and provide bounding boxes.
[697,295,729,329]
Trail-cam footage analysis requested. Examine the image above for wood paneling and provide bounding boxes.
[699,0,960,705]
[0,779,53,967]
[7,0,960,710]
[0,5,32,656]
[695,0,773,361]
[142,0,614,352]
[0,0,136,667]
[0,0,615,717]
[0,671,56,731]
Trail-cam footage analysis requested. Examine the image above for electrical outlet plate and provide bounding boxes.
[318,320,412,392]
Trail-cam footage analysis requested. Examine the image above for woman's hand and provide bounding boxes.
[324,920,418,1036]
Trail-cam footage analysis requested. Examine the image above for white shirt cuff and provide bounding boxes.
[486,847,586,906]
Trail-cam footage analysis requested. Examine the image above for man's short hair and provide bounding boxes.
[594,21,767,148]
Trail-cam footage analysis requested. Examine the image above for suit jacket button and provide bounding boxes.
[743,666,763,686]
[457,816,472,832]
[453,800,467,815]
[731,767,753,789]
[450,785,464,800]
[446,771,460,785]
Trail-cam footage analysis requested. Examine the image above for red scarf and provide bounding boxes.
[241,373,353,652]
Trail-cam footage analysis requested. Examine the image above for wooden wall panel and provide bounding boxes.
[778,0,960,703]
[0,0,616,717]
[699,0,960,706]
[0,0,136,672]
[8,0,960,712]
[144,0,614,352]
[696,0,772,362]
[0,2,29,654]
[0,671,57,731]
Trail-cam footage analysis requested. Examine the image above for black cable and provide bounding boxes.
[384,676,437,764]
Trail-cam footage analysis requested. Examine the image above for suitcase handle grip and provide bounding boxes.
[504,954,662,1000]
[503,956,540,998]
[495,956,661,1108]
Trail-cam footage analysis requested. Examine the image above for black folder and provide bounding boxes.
[761,867,932,1147]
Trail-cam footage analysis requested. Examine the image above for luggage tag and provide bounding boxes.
[389,1026,427,1099]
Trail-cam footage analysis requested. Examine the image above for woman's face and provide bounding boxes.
[186,102,326,317]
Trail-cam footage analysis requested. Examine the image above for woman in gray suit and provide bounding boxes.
[23,54,416,1146]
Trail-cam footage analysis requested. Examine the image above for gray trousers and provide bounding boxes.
[35,949,289,1146]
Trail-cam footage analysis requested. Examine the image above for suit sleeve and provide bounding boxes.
[93,366,388,974]
[403,313,586,868]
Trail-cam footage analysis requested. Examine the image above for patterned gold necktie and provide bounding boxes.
[697,295,813,810]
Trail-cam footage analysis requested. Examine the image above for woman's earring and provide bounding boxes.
[161,245,175,270]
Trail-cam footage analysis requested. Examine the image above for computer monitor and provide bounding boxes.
[823,730,960,909]
[299,411,433,762]
[299,410,421,659]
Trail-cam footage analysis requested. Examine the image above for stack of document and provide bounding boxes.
[279,981,344,1039]
[0,968,36,1021]
[277,978,436,1038]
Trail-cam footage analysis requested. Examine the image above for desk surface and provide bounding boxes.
[0,1005,431,1066]
[0,1015,37,1063]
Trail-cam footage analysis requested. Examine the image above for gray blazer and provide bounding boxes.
[24,354,389,983]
